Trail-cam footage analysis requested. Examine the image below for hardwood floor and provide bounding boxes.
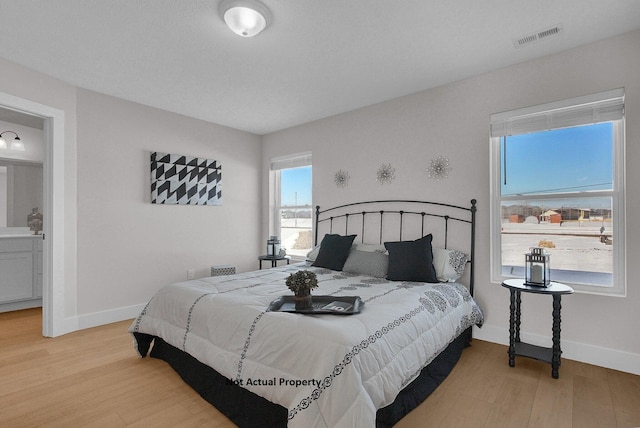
[1,308,639,428]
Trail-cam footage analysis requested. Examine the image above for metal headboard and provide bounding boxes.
[314,199,477,296]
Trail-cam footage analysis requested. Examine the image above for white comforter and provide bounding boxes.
[129,262,483,428]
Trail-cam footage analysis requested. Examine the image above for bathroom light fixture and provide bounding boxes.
[0,131,25,151]
[219,0,271,37]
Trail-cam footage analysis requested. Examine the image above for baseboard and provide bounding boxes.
[473,324,640,376]
[0,298,42,313]
[76,303,146,331]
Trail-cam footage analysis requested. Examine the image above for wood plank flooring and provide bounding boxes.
[1,308,639,427]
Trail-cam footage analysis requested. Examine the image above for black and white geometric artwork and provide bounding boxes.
[150,152,222,205]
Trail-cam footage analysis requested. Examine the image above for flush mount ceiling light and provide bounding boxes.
[0,130,25,151]
[219,0,272,37]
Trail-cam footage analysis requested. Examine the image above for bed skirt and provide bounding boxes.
[135,327,470,428]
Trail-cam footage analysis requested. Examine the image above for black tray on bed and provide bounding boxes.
[266,295,363,315]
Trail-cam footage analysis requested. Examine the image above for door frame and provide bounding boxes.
[0,91,66,337]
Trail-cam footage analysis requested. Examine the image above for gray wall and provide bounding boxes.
[0,56,263,329]
[75,89,262,315]
[262,30,640,374]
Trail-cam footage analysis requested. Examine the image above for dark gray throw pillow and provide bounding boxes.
[384,234,438,282]
[343,250,389,278]
[312,234,357,271]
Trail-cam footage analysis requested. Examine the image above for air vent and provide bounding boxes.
[513,24,563,48]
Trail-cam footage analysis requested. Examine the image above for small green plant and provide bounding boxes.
[285,270,318,295]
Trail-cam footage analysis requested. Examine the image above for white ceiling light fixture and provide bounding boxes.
[219,0,272,38]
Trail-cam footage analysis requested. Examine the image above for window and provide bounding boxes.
[490,89,625,295]
[270,152,312,258]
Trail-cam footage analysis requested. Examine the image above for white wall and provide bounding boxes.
[0,56,80,328]
[75,89,262,320]
[262,30,640,375]
[0,56,263,332]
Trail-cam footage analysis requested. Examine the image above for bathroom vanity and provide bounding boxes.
[0,228,43,312]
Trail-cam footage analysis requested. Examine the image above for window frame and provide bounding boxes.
[269,152,312,260]
[489,90,626,296]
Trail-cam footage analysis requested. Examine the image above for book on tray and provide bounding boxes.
[321,301,353,312]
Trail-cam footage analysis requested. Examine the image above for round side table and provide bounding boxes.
[501,278,574,379]
[258,255,291,269]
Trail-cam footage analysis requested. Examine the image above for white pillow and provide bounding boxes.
[306,245,321,262]
[432,247,469,282]
[352,243,388,253]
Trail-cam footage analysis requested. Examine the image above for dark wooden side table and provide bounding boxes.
[501,278,574,379]
[258,255,291,269]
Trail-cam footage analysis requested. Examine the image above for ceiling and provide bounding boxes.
[0,1,638,135]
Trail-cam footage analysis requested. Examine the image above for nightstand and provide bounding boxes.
[501,278,574,379]
[258,255,291,269]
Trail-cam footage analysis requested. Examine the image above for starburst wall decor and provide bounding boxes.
[427,156,452,181]
[334,169,350,188]
[376,163,396,185]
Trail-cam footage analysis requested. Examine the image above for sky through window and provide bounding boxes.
[281,166,312,206]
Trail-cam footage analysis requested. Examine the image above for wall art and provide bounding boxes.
[427,156,452,181]
[376,163,396,185]
[334,169,350,188]
[150,151,222,205]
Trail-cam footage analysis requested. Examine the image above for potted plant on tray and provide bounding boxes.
[286,270,318,310]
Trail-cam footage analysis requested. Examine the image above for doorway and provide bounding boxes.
[0,91,66,337]
[0,118,44,314]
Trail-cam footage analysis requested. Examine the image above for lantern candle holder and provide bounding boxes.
[524,247,550,287]
[266,236,281,257]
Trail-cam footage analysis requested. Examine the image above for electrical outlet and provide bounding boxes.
[187,268,195,280]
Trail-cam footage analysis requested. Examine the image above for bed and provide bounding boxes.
[129,199,482,427]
